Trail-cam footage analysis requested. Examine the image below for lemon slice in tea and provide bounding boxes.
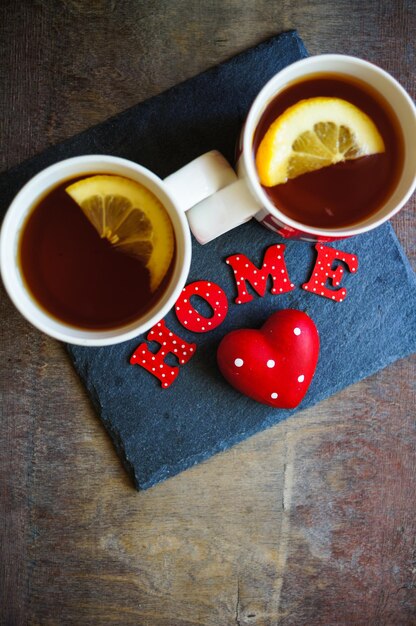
[66,175,174,293]
[256,96,385,186]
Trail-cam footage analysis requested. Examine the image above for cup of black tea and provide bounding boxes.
[1,151,256,345]
[241,55,416,242]
[0,151,246,345]
[178,55,416,244]
[1,156,198,345]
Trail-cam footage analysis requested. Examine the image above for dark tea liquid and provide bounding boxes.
[19,177,175,330]
[253,73,404,228]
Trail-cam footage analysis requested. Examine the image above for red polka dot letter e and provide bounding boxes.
[302,244,358,302]
[226,244,295,304]
[130,320,196,388]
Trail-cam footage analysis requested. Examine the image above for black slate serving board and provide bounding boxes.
[1,32,415,490]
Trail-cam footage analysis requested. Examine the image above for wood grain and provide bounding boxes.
[1,1,415,624]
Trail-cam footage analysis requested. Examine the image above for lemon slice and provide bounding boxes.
[66,175,174,292]
[256,97,385,186]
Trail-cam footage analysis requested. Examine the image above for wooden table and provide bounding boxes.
[1,2,415,624]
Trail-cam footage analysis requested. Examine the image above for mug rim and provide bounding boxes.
[0,155,192,346]
[242,53,416,238]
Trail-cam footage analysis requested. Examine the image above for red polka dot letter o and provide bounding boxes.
[226,244,295,304]
[302,244,358,302]
[175,281,228,332]
[130,320,196,388]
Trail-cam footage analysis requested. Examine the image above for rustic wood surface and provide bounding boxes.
[1,1,415,625]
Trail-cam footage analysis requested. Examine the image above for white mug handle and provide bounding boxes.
[164,150,260,244]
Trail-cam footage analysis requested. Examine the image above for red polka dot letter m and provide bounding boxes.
[130,320,196,388]
[226,244,295,304]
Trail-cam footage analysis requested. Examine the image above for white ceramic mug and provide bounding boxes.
[1,156,198,346]
[1,150,248,346]
[173,54,416,243]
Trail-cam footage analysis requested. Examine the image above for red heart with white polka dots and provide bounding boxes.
[217,309,319,408]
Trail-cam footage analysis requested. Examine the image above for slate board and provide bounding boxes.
[1,31,415,490]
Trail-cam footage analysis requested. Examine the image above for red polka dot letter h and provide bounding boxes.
[130,320,196,388]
